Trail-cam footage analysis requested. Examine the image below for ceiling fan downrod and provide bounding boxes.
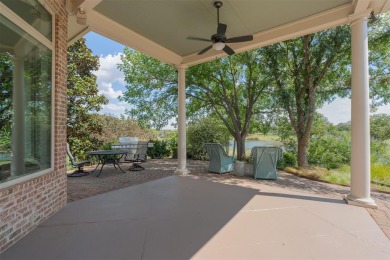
[214,1,223,25]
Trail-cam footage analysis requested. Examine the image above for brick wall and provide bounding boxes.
[0,0,68,253]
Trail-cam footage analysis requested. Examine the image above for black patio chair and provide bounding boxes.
[66,143,90,177]
[124,141,148,171]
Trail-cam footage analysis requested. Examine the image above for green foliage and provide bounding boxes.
[118,49,177,130]
[370,114,390,141]
[92,114,154,145]
[307,114,351,169]
[147,140,170,159]
[308,133,351,169]
[187,117,230,160]
[166,132,178,159]
[0,52,13,131]
[67,38,108,160]
[368,12,390,108]
[277,152,297,169]
[371,139,388,163]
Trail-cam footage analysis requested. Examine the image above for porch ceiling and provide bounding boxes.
[67,0,390,67]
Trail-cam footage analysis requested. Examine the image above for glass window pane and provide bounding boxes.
[0,14,52,183]
[0,0,52,41]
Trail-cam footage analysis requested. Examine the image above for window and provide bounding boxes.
[0,0,53,184]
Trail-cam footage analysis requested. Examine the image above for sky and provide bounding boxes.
[85,32,390,126]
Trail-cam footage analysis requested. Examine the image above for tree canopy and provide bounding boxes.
[119,50,272,160]
[67,38,108,158]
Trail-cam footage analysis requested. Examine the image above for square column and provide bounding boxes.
[345,11,376,208]
[175,65,189,174]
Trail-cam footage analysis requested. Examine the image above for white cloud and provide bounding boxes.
[99,82,122,99]
[93,53,126,103]
[94,53,125,85]
[102,103,127,112]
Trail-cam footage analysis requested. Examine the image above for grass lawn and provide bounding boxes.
[284,163,390,193]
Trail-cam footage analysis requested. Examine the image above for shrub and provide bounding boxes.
[168,136,178,159]
[147,139,170,159]
[277,152,297,169]
[187,117,230,160]
[308,132,350,169]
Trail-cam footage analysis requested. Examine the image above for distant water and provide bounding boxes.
[229,139,282,150]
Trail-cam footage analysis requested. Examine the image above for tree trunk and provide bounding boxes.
[297,137,309,167]
[235,136,246,161]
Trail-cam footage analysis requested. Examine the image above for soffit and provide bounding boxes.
[67,0,390,66]
[94,0,350,57]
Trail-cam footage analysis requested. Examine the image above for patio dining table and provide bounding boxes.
[87,150,128,177]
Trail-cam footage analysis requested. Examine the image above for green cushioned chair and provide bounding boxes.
[251,146,283,180]
[203,143,234,174]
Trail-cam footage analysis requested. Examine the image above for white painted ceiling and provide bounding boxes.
[67,0,390,66]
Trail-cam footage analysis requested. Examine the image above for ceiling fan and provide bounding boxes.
[187,0,253,56]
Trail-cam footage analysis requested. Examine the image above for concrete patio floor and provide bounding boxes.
[1,159,390,259]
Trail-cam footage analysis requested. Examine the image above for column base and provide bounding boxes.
[175,168,190,175]
[344,194,377,209]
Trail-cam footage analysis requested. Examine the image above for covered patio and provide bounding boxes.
[2,160,390,259]
[1,0,390,255]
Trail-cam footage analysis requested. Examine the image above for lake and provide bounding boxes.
[228,139,283,154]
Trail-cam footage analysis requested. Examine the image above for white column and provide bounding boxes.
[11,57,25,177]
[176,65,189,174]
[345,12,376,208]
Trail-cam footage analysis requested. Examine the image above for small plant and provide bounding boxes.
[277,152,297,169]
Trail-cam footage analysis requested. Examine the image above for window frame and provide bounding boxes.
[0,0,55,189]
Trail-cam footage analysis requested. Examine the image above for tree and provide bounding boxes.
[261,26,351,167]
[262,12,390,167]
[67,38,108,159]
[119,49,271,160]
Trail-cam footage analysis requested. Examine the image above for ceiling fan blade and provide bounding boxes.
[226,35,253,43]
[217,23,227,35]
[187,36,212,42]
[223,45,235,55]
[198,45,213,55]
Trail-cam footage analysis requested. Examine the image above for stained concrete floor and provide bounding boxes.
[1,160,389,259]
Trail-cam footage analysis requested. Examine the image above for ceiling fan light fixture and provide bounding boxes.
[213,42,225,51]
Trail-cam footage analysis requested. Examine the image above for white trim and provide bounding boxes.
[0,3,53,50]
[0,0,56,187]
[0,168,55,190]
[68,26,91,46]
[50,6,55,172]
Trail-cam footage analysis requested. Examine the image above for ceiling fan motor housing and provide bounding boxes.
[212,34,226,43]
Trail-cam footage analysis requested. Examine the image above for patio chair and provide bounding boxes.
[124,141,149,171]
[203,143,234,174]
[251,146,283,180]
[66,143,90,177]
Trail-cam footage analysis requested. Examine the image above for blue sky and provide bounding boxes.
[85,32,390,126]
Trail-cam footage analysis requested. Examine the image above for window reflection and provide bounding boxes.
[0,14,52,183]
[0,0,52,40]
